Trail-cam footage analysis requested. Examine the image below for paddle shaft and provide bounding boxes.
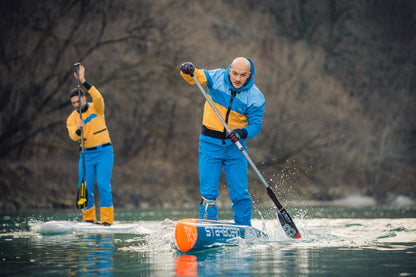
[75,63,86,181]
[191,74,300,239]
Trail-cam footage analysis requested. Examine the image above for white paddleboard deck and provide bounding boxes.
[38,220,140,234]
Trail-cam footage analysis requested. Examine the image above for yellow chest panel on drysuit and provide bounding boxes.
[66,86,111,148]
[202,95,248,132]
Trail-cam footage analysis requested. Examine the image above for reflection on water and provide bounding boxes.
[173,243,416,276]
[0,232,116,276]
[174,246,313,276]
[0,207,415,276]
[176,255,197,276]
[175,249,254,276]
[74,234,114,276]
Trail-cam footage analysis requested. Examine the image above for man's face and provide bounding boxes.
[71,95,86,110]
[229,63,251,89]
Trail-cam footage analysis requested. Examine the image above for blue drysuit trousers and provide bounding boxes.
[78,144,114,209]
[198,136,252,226]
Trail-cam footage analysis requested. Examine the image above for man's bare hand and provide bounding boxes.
[74,64,86,84]
[77,119,85,129]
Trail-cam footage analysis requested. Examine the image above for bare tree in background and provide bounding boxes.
[0,0,414,211]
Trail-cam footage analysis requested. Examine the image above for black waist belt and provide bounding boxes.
[82,142,112,151]
[201,125,227,139]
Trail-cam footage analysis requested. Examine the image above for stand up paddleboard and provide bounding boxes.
[38,220,139,235]
[174,219,269,252]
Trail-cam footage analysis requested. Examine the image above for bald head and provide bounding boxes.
[229,57,251,89]
[231,57,251,71]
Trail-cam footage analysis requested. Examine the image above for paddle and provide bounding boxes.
[190,74,301,239]
[74,62,88,210]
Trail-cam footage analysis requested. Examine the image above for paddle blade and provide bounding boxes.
[76,181,88,210]
[278,208,301,239]
[266,187,301,239]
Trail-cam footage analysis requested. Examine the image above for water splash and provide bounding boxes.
[119,219,177,252]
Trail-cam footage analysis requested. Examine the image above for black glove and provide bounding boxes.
[228,129,248,143]
[180,62,195,75]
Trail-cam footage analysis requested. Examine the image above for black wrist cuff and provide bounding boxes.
[240,129,248,139]
[83,81,92,90]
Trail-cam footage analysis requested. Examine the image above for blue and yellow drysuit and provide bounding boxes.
[66,82,114,225]
[181,59,265,226]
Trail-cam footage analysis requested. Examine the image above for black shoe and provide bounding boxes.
[102,222,111,226]
[85,220,95,223]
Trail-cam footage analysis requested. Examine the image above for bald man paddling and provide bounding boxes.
[180,57,265,226]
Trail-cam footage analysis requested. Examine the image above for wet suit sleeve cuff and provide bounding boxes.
[83,81,92,90]
[76,129,81,136]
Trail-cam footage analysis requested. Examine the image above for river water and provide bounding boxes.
[1,205,415,276]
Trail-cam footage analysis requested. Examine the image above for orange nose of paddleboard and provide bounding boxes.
[294,232,301,239]
[175,219,198,252]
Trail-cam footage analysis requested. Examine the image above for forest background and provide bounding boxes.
[0,0,415,213]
